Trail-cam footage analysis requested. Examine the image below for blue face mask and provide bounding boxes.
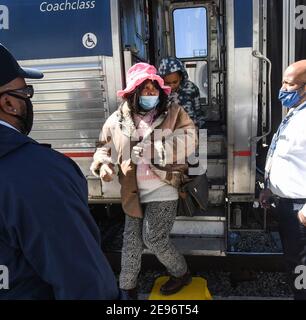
[139,96,160,111]
[278,85,306,109]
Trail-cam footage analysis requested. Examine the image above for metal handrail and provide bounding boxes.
[251,51,272,145]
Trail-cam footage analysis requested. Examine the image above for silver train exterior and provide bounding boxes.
[12,0,306,256]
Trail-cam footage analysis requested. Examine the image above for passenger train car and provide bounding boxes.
[1,0,306,256]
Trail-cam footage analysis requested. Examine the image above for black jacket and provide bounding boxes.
[0,124,122,300]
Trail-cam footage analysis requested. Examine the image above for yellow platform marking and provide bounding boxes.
[148,276,212,300]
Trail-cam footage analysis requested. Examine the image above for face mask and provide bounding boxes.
[139,96,160,111]
[20,98,34,135]
[7,93,34,135]
[278,85,306,109]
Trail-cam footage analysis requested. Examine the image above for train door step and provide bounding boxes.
[172,208,226,238]
[170,236,226,256]
[149,276,212,300]
[143,236,226,256]
[207,135,226,157]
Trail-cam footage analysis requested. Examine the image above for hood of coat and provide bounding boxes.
[0,124,37,159]
[157,57,189,82]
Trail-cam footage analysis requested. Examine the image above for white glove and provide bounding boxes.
[90,161,115,182]
[131,141,152,164]
[99,163,115,182]
[131,145,144,162]
[90,160,102,178]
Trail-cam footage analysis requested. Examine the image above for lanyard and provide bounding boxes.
[265,102,306,185]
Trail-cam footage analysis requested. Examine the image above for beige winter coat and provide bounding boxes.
[91,101,197,218]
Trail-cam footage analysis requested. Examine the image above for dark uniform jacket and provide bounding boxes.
[0,124,122,300]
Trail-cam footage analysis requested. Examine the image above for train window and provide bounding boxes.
[173,7,208,59]
[134,0,146,41]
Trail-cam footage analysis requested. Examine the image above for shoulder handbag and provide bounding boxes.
[177,172,209,217]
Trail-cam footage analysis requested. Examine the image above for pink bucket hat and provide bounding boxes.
[117,62,171,97]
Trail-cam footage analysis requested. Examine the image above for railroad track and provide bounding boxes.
[105,251,293,300]
[105,251,286,274]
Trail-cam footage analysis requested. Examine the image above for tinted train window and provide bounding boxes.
[173,7,208,59]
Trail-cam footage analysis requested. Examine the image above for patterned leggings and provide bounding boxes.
[119,200,188,290]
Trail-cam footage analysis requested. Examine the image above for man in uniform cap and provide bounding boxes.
[0,43,123,300]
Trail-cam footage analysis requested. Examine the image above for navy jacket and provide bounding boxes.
[0,125,121,300]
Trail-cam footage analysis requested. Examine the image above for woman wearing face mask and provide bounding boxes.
[90,63,197,299]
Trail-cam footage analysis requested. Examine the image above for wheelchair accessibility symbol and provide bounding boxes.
[82,33,97,49]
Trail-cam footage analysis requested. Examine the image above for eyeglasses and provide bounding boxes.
[0,85,34,99]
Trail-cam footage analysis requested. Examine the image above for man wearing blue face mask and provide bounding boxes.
[259,60,306,300]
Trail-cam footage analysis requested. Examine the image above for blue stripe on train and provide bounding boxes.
[234,0,253,48]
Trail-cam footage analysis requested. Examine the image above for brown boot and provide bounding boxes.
[160,271,192,296]
[122,288,138,300]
